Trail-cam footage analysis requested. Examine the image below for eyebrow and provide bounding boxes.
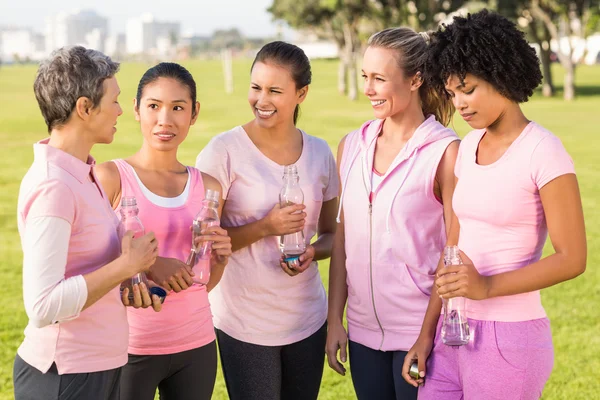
[146,98,188,103]
[251,82,284,90]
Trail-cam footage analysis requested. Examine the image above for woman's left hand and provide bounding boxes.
[121,282,163,312]
[435,251,491,300]
[279,245,315,276]
[194,226,232,268]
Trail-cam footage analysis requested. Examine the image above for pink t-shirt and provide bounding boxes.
[453,122,576,322]
[112,159,215,355]
[17,139,128,374]
[196,126,339,346]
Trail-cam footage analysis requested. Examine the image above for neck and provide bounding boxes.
[134,141,183,171]
[246,119,299,145]
[47,125,94,163]
[382,101,426,142]
[486,103,529,141]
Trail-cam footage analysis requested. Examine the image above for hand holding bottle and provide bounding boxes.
[263,203,306,236]
[120,281,163,312]
[193,225,232,268]
[436,250,491,300]
[279,244,315,276]
[402,334,432,387]
[120,230,159,276]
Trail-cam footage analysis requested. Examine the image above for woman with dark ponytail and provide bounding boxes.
[96,62,232,400]
[196,41,339,400]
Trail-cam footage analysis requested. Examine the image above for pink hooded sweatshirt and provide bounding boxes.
[338,115,458,351]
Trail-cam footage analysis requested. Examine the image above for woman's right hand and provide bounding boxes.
[402,335,434,387]
[263,203,306,236]
[121,230,159,275]
[326,321,348,376]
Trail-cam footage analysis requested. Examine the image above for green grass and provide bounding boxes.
[0,60,599,399]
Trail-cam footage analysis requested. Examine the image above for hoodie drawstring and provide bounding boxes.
[384,149,419,233]
[336,143,362,223]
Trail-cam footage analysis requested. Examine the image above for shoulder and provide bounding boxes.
[95,161,121,206]
[303,131,334,154]
[200,172,223,194]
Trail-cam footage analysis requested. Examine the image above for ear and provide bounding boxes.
[74,97,94,121]
[190,101,201,125]
[297,85,309,105]
[411,72,424,92]
[133,98,141,122]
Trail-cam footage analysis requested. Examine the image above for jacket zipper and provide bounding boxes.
[362,162,385,349]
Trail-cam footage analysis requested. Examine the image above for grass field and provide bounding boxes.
[0,59,598,400]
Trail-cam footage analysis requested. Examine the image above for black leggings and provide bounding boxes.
[119,341,217,400]
[349,340,418,400]
[216,323,327,400]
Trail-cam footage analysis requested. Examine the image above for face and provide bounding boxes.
[134,77,199,151]
[444,74,511,129]
[88,77,123,144]
[362,46,421,119]
[248,61,307,128]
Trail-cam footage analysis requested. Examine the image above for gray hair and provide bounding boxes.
[33,46,120,132]
[367,27,454,126]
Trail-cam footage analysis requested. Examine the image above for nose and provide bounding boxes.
[363,78,375,96]
[117,103,123,117]
[452,93,466,110]
[157,107,173,127]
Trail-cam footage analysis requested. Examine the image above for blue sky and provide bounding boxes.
[0,0,288,38]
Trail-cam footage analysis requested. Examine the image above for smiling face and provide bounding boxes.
[134,77,199,151]
[248,61,307,128]
[88,77,123,144]
[361,46,420,120]
[445,73,512,130]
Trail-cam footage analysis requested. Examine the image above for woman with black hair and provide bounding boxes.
[402,10,586,400]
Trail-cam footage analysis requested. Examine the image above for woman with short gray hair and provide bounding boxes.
[13,46,159,400]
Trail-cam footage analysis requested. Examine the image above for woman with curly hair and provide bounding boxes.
[402,10,587,399]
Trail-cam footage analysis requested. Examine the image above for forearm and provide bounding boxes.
[419,292,442,339]
[487,252,585,298]
[82,256,133,310]
[327,228,348,325]
[207,261,226,292]
[311,232,334,261]
[227,219,269,252]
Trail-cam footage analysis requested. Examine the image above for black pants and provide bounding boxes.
[349,340,418,400]
[13,354,121,400]
[216,323,327,400]
[119,340,217,400]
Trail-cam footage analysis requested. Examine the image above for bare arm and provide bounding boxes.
[326,135,350,375]
[438,174,587,300]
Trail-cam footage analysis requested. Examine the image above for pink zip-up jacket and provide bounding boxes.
[337,115,458,351]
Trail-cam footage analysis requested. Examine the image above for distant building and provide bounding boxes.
[45,10,108,52]
[0,27,45,62]
[105,34,127,59]
[126,13,180,56]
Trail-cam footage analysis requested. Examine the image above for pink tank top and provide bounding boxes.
[112,159,215,355]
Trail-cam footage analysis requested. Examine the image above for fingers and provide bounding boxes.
[326,342,346,375]
[121,287,130,306]
[281,203,306,213]
[279,261,299,276]
[417,352,427,382]
[168,276,184,292]
[294,257,313,273]
[139,282,152,306]
[180,268,194,287]
[402,352,418,387]
[151,294,162,312]
[437,265,461,277]
[437,283,464,298]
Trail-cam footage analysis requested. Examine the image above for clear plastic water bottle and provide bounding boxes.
[441,245,471,346]
[118,196,150,300]
[186,189,220,285]
[279,164,306,269]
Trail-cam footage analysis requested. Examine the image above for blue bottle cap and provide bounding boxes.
[150,286,167,304]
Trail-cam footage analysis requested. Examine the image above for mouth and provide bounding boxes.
[460,112,476,121]
[256,108,276,118]
[370,99,386,108]
[153,131,176,141]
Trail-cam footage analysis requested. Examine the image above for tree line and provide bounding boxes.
[269,0,600,101]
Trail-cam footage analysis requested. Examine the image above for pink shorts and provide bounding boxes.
[418,317,554,400]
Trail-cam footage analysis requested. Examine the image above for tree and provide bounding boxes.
[527,0,599,100]
[270,0,371,100]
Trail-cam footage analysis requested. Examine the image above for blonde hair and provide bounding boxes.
[367,27,454,126]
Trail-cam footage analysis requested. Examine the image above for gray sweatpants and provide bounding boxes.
[13,354,121,400]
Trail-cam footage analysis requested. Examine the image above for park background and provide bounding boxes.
[1,1,599,399]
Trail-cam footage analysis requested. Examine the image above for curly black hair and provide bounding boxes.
[424,9,542,103]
